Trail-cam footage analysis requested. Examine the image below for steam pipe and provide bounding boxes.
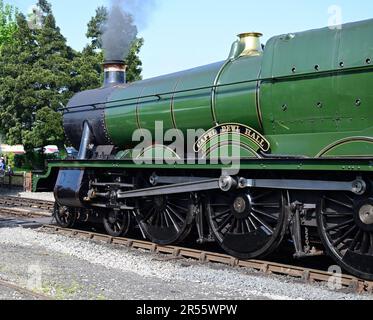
[77,121,92,160]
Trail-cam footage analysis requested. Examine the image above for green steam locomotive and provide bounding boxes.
[34,19,373,280]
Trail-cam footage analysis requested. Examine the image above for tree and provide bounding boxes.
[0,13,39,145]
[69,48,103,92]
[23,107,64,151]
[125,37,143,83]
[0,0,146,161]
[86,6,107,51]
[86,6,144,82]
[0,1,75,151]
[0,0,17,49]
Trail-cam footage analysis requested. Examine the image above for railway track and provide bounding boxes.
[1,196,372,295]
[0,196,54,218]
[0,279,51,300]
[0,196,54,211]
[40,224,373,295]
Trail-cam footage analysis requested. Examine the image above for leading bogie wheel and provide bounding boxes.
[206,189,288,260]
[317,191,373,281]
[54,203,77,228]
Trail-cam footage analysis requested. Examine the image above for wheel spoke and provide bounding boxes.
[349,229,362,251]
[322,211,354,217]
[166,205,186,223]
[360,232,370,254]
[212,209,231,221]
[251,212,274,234]
[168,202,189,213]
[251,208,278,221]
[344,193,355,204]
[333,225,357,247]
[165,209,180,233]
[143,207,156,222]
[369,233,373,256]
[239,220,246,234]
[237,219,244,234]
[252,191,273,202]
[159,210,165,227]
[244,218,252,233]
[116,222,122,231]
[325,219,354,232]
[163,210,171,228]
[235,219,242,234]
[324,197,353,209]
[252,203,280,209]
[228,218,237,234]
[154,210,161,227]
[249,217,258,230]
[217,214,233,233]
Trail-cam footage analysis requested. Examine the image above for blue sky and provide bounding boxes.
[9,0,373,79]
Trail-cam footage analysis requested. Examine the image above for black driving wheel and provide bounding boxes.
[318,192,373,281]
[54,203,77,228]
[136,193,194,245]
[206,189,288,260]
[103,210,132,237]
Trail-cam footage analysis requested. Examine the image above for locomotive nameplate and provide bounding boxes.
[194,124,270,153]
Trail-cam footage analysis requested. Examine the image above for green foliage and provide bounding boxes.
[16,152,43,170]
[5,152,14,168]
[0,0,145,167]
[23,107,65,150]
[0,1,76,150]
[0,152,14,168]
[0,0,17,49]
[12,151,59,171]
[86,6,107,51]
[70,46,103,92]
[125,38,143,82]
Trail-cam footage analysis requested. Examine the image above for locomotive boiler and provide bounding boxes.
[34,19,373,280]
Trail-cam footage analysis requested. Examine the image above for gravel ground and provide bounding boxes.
[0,227,371,300]
[17,192,55,202]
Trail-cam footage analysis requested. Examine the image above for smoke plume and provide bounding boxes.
[102,0,156,61]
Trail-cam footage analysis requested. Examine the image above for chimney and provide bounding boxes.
[237,32,263,56]
[103,60,127,87]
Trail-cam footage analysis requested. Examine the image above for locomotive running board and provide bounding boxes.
[116,176,367,199]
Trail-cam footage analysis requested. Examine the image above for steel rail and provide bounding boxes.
[40,224,373,295]
[0,279,51,300]
[0,196,54,211]
[0,207,52,218]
